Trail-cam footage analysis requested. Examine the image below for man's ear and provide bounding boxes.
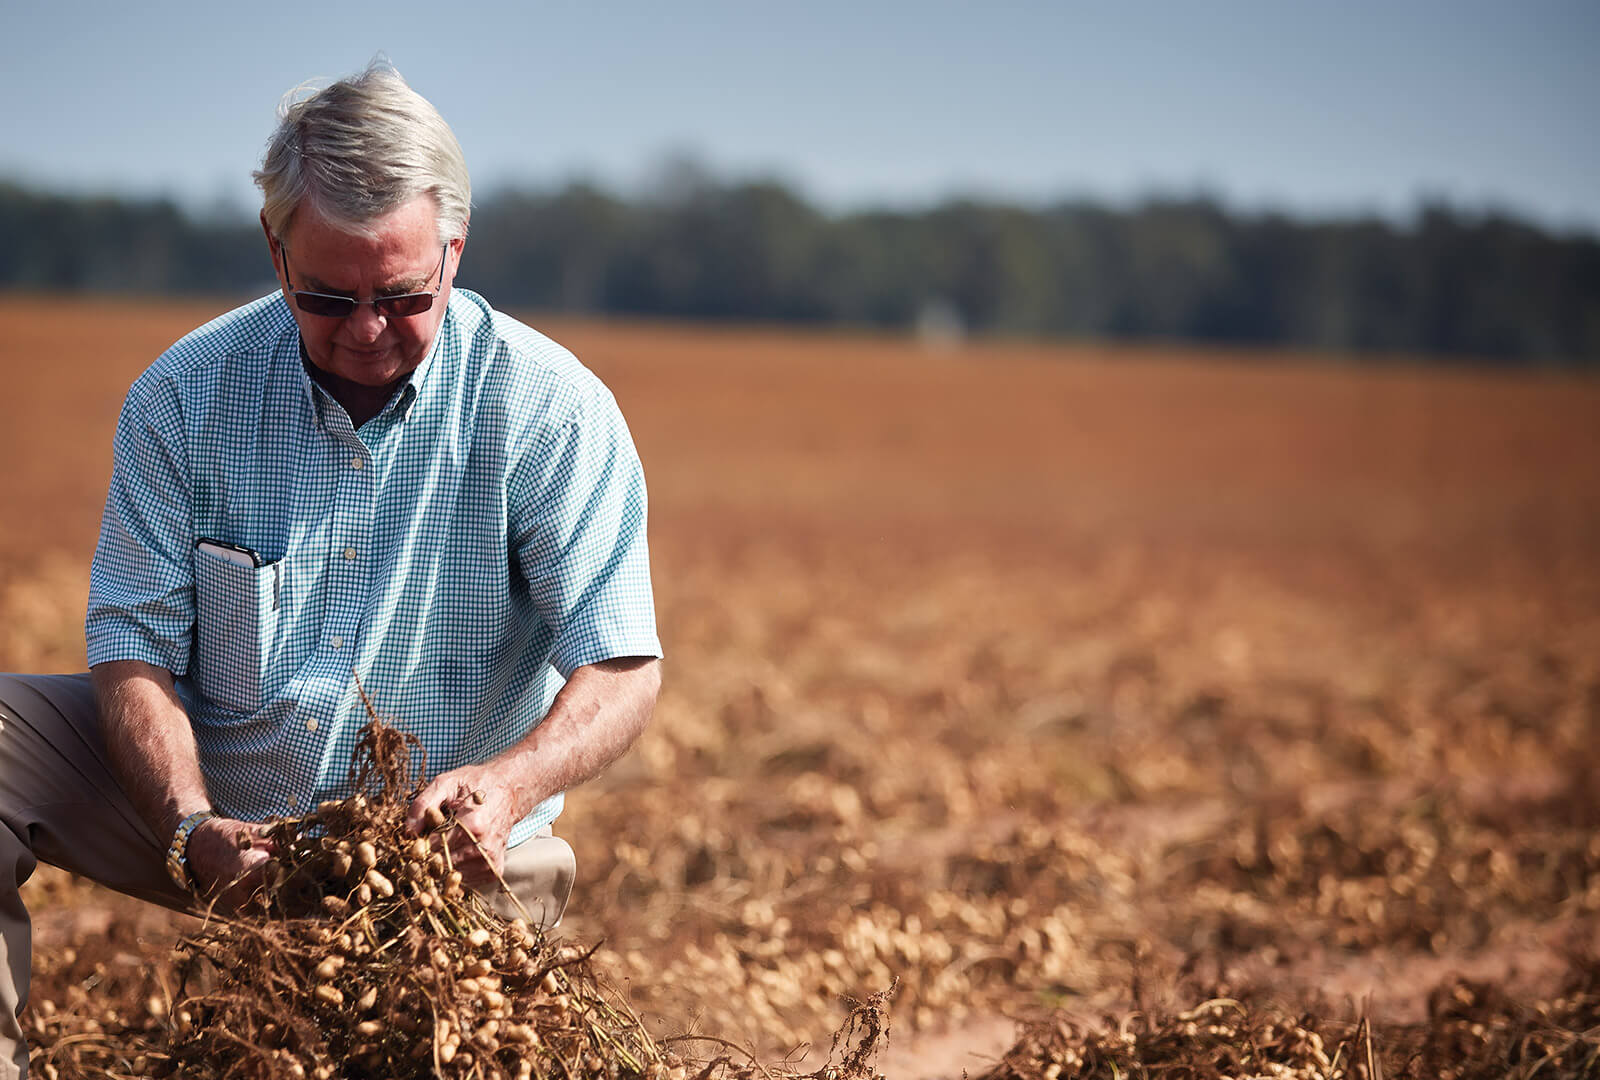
[261,212,284,277]
[443,233,466,283]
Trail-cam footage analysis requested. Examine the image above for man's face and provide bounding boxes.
[265,195,463,390]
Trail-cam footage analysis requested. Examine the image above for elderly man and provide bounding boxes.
[0,62,661,1076]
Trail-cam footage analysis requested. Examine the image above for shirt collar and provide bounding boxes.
[395,297,449,420]
[279,294,453,428]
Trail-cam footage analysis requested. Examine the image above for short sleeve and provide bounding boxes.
[509,384,661,679]
[85,377,197,674]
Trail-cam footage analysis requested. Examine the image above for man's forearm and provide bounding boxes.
[405,656,661,861]
[495,656,662,815]
[92,659,213,842]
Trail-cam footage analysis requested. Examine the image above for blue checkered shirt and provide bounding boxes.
[86,289,661,844]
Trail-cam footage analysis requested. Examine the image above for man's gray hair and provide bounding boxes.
[254,60,471,245]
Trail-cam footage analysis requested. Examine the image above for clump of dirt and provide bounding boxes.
[25,701,891,1080]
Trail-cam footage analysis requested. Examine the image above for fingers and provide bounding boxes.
[404,780,443,835]
[204,842,275,912]
[229,821,278,856]
[408,774,489,834]
[405,768,507,885]
[440,814,497,876]
[405,775,475,835]
[435,805,512,885]
[187,818,259,894]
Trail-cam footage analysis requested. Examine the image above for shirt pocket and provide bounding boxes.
[192,548,283,715]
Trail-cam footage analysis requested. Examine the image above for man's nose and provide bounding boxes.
[346,302,386,341]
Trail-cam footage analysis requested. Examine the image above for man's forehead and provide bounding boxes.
[283,201,443,293]
[282,196,440,257]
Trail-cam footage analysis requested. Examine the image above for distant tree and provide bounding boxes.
[0,182,261,294]
[2,177,1596,366]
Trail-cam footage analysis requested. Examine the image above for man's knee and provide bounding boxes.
[0,674,101,807]
[487,832,576,930]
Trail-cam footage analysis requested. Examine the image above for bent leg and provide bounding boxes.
[0,806,36,1080]
[482,827,576,931]
[0,673,193,1079]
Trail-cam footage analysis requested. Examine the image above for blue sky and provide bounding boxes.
[2,2,1596,230]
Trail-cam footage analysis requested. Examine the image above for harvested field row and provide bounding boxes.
[3,296,1598,1076]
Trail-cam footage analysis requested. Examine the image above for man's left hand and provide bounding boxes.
[405,764,522,886]
[401,657,661,887]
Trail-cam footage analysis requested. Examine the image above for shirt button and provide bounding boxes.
[351,457,365,470]
[330,635,344,650]
[305,718,319,733]
[343,546,357,561]
[286,793,299,808]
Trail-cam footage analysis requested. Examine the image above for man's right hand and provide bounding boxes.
[185,816,276,912]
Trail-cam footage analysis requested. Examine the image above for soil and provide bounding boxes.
[3,296,1599,1076]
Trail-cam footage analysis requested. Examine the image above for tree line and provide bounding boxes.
[3,176,1596,366]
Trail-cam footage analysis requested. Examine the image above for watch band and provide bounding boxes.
[165,809,218,892]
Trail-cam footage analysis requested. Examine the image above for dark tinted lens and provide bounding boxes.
[293,292,355,318]
[375,293,435,318]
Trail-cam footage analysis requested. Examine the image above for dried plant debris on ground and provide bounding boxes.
[977,999,1368,1080]
[12,312,1600,1079]
[26,707,891,1080]
[1382,964,1600,1080]
[975,961,1600,1080]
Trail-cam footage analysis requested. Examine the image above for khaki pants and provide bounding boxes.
[0,673,575,1080]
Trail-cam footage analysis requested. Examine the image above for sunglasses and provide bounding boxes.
[277,241,449,319]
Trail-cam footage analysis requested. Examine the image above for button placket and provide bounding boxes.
[321,428,376,731]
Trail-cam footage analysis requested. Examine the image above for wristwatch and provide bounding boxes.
[165,809,218,891]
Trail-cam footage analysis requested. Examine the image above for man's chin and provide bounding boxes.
[335,352,410,386]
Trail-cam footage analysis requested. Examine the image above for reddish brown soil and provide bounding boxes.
[3,295,1599,1077]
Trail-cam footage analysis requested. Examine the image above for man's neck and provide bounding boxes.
[303,355,402,430]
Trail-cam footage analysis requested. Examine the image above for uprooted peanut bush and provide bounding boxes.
[27,704,889,1080]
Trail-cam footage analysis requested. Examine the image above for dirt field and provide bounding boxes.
[3,294,1599,1077]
